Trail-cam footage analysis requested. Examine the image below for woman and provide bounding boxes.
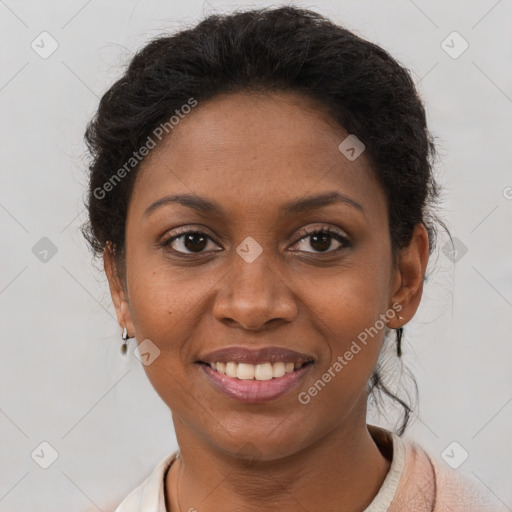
[81,6,506,511]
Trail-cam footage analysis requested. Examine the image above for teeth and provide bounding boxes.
[255,363,273,380]
[237,363,255,380]
[225,362,237,378]
[273,361,286,378]
[210,360,308,380]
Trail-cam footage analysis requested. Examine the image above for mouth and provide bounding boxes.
[197,346,315,403]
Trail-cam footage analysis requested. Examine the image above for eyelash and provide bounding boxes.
[161,225,351,257]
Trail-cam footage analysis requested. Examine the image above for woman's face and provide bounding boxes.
[106,90,426,460]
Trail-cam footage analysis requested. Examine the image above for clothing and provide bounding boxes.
[113,425,508,511]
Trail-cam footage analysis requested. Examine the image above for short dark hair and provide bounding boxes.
[82,6,450,435]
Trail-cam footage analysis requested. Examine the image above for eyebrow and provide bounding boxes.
[143,191,365,218]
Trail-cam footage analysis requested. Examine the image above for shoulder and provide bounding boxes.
[395,437,508,512]
[113,451,178,512]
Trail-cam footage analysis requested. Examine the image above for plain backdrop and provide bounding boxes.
[1,0,511,510]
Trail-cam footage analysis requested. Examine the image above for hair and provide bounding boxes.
[81,5,451,435]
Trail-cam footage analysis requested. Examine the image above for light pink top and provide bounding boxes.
[114,425,509,511]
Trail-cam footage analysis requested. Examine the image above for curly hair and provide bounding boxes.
[81,6,450,435]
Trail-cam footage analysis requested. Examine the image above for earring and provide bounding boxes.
[395,327,404,357]
[121,327,129,355]
[396,312,405,357]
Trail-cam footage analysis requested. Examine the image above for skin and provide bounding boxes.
[105,90,429,511]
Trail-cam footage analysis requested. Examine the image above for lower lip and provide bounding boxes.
[200,363,313,403]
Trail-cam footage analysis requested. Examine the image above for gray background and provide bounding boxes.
[1,0,511,510]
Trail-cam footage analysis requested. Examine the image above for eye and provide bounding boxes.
[290,226,351,254]
[161,225,351,257]
[162,227,221,255]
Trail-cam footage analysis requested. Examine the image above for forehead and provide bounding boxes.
[128,90,386,224]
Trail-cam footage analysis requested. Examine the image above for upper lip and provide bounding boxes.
[198,346,315,365]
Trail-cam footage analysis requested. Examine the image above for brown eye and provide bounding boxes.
[163,230,221,255]
[291,228,350,254]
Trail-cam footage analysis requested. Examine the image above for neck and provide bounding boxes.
[165,409,391,512]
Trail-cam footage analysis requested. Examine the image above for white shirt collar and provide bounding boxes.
[363,429,406,511]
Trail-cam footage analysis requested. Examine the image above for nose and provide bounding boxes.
[212,244,298,331]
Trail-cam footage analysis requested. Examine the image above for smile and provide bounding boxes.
[197,345,315,403]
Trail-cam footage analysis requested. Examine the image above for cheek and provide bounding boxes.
[298,254,392,340]
[295,276,389,424]
[124,254,217,405]
[298,254,391,391]
[127,252,210,342]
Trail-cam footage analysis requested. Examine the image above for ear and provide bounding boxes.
[104,242,135,337]
[388,223,430,328]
